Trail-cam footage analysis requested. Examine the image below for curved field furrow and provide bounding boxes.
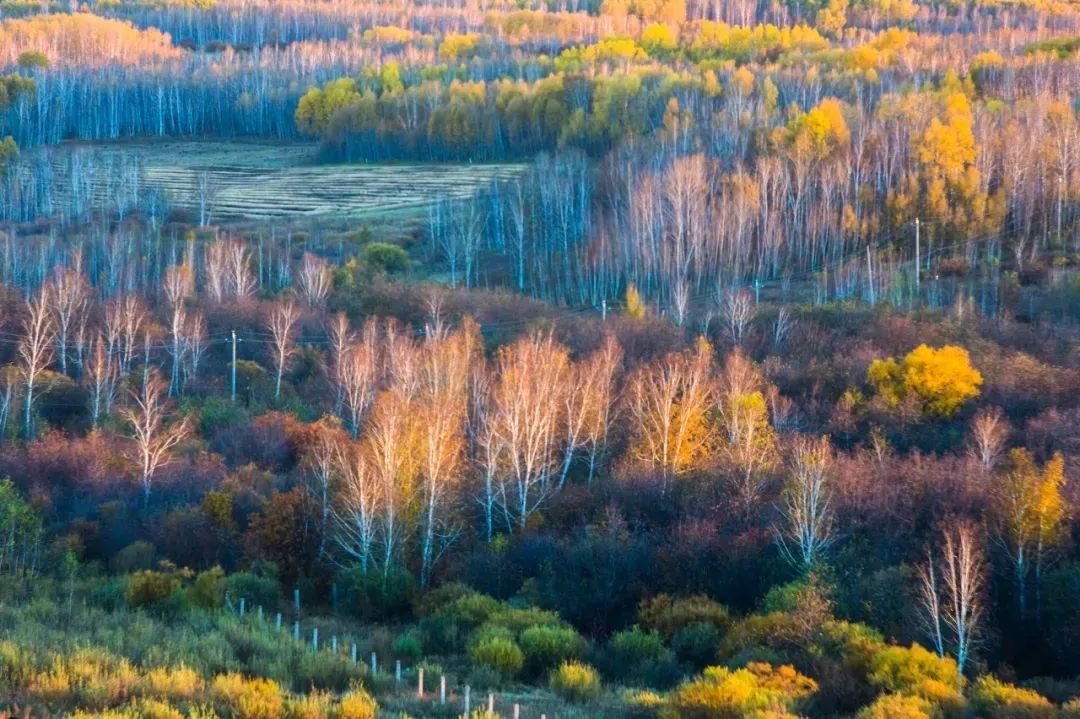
[31,140,525,224]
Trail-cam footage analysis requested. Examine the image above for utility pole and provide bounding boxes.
[914,217,921,290]
[230,330,238,402]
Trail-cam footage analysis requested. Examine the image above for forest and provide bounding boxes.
[1,0,1080,717]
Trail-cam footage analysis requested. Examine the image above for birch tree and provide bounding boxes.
[121,371,190,503]
[969,406,1008,471]
[267,299,301,399]
[918,524,985,675]
[490,332,569,530]
[775,435,835,573]
[415,322,474,586]
[47,266,90,377]
[18,287,54,439]
[297,252,333,306]
[85,333,117,427]
[163,264,194,395]
[625,338,715,494]
[333,439,380,575]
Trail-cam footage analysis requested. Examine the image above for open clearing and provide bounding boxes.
[42,139,525,224]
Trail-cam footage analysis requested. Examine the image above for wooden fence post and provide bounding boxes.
[439,675,446,704]
[417,668,425,698]
[312,627,318,651]
[464,685,470,715]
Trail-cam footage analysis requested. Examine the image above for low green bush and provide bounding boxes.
[125,570,182,609]
[189,567,226,609]
[638,595,731,641]
[392,631,423,662]
[222,571,280,612]
[670,622,722,669]
[519,624,586,676]
[468,636,524,682]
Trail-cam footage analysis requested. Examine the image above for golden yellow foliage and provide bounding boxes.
[295,79,362,136]
[901,344,982,417]
[663,662,817,719]
[868,345,982,418]
[210,673,285,719]
[789,98,850,158]
[856,693,934,719]
[970,676,1056,719]
[626,283,647,319]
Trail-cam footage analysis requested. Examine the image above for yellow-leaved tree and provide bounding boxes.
[294,78,362,135]
[626,283,647,319]
[664,662,817,719]
[868,344,982,418]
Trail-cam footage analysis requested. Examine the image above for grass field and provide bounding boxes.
[41,139,525,224]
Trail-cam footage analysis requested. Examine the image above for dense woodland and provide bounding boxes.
[1,0,1080,718]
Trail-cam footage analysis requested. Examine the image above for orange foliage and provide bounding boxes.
[0,14,181,68]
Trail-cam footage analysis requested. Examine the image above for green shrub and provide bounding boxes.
[189,567,226,609]
[90,577,129,611]
[362,242,410,274]
[336,567,417,622]
[969,676,1056,719]
[111,541,157,573]
[670,622,722,669]
[416,582,473,617]
[549,661,601,703]
[422,592,504,653]
[608,626,667,667]
[603,626,679,688]
[17,50,49,69]
[468,636,524,681]
[486,606,562,635]
[222,571,280,611]
[211,673,285,719]
[392,631,423,662]
[291,649,362,693]
[519,625,586,676]
[638,595,731,641]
